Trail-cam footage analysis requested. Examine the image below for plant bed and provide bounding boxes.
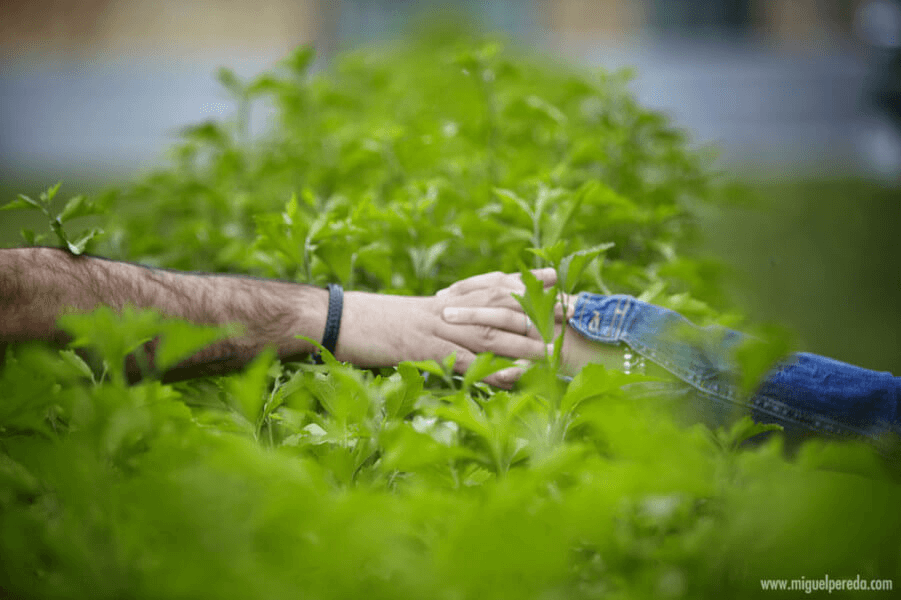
[1,28,899,600]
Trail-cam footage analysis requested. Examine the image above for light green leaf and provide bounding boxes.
[527,240,567,268]
[58,195,101,222]
[40,182,62,204]
[513,269,557,344]
[216,67,244,97]
[384,363,423,419]
[404,359,447,379]
[462,353,514,389]
[558,243,615,294]
[282,46,315,76]
[66,228,104,255]
[434,393,491,440]
[493,188,533,219]
[1,194,47,214]
[155,320,240,371]
[58,349,95,381]
[226,348,276,422]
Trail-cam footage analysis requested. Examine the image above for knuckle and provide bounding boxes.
[491,288,512,303]
[478,325,498,345]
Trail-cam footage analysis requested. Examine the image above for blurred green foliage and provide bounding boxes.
[697,178,901,373]
[2,27,899,600]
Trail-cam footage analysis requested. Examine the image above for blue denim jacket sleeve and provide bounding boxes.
[569,292,901,441]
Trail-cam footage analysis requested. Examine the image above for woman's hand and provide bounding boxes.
[437,279,628,377]
[334,269,558,388]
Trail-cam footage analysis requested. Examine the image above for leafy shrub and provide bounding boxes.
[2,28,899,600]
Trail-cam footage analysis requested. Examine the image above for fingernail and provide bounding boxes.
[443,307,460,322]
[546,343,555,355]
[496,367,521,384]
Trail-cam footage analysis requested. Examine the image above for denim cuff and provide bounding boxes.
[567,292,901,441]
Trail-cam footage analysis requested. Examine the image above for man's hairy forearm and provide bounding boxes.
[0,247,327,381]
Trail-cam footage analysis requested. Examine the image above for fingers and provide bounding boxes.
[481,368,519,389]
[484,360,531,389]
[443,306,542,338]
[436,268,557,297]
[443,295,576,326]
[452,354,532,390]
[438,321,547,363]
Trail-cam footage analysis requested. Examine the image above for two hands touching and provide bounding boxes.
[0,248,607,386]
[334,269,600,388]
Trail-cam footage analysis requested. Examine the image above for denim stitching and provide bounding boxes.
[750,393,872,438]
[611,297,630,340]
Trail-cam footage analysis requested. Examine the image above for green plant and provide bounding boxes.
[2,27,899,600]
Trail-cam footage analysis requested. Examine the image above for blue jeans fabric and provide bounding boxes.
[569,293,901,441]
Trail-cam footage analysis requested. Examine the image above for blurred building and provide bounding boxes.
[1,0,897,182]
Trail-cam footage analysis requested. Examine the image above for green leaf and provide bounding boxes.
[384,363,424,419]
[558,243,615,294]
[58,305,160,384]
[541,187,585,248]
[155,320,240,371]
[282,46,315,76]
[180,121,229,147]
[441,352,458,375]
[512,269,557,344]
[1,194,47,214]
[408,240,449,281]
[65,228,104,255]
[295,335,340,367]
[58,349,96,382]
[527,240,567,268]
[380,422,468,471]
[58,195,102,222]
[560,363,627,414]
[493,188,533,219]
[283,192,299,224]
[216,67,245,97]
[247,74,284,97]
[226,348,276,423]
[404,359,447,379]
[434,392,491,440]
[716,415,783,451]
[40,182,62,204]
[462,353,515,389]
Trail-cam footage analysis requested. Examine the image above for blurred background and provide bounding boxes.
[2,0,900,182]
[1,0,899,371]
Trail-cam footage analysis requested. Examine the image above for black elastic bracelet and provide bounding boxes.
[314,283,344,364]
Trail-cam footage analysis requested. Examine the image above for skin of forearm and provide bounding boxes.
[0,247,328,382]
[559,323,674,381]
[559,324,625,375]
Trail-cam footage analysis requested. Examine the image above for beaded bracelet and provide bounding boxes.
[622,347,646,375]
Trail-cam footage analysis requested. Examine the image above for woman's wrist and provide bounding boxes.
[560,324,625,375]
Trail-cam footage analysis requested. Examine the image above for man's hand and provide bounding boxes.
[335,269,558,388]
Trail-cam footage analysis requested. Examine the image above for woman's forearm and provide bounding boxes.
[0,247,328,381]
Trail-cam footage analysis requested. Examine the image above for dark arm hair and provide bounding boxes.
[0,247,327,382]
